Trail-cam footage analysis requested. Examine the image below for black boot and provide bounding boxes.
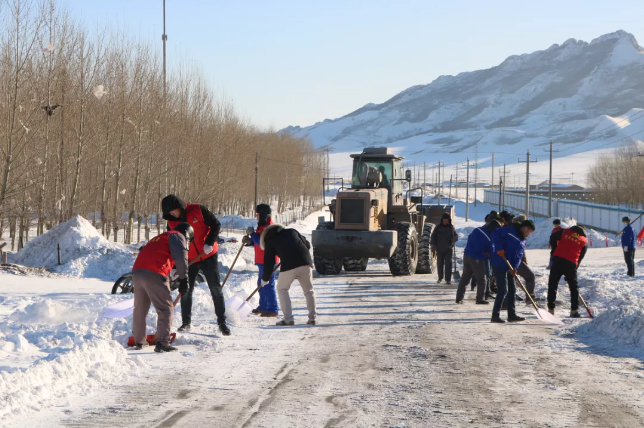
[507,314,526,322]
[570,309,581,318]
[219,323,231,336]
[154,343,178,353]
[178,324,191,332]
[490,315,505,323]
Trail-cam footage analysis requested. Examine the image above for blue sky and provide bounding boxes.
[65,0,644,130]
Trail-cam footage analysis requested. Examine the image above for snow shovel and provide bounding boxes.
[579,293,595,319]
[225,263,281,319]
[103,251,206,319]
[505,259,564,325]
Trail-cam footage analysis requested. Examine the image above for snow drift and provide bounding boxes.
[12,215,135,281]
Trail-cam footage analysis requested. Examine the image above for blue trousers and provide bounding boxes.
[257,264,279,313]
[492,265,516,318]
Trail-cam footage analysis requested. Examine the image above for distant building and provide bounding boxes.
[534,180,584,191]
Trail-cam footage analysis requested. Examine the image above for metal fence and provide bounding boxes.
[484,190,644,234]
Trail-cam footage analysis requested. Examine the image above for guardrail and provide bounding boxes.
[484,190,644,234]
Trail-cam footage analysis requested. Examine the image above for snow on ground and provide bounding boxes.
[9,216,136,282]
[0,209,324,425]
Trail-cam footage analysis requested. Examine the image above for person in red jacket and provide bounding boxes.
[242,204,280,317]
[547,225,588,318]
[132,223,192,352]
[161,195,230,336]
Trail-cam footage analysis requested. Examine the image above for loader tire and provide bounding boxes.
[416,223,437,274]
[343,257,368,272]
[112,275,133,294]
[388,222,419,276]
[313,222,343,275]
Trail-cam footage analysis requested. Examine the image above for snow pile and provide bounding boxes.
[526,217,576,248]
[0,336,145,420]
[576,306,644,351]
[12,215,135,281]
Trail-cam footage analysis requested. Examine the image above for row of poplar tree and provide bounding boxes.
[0,0,325,249]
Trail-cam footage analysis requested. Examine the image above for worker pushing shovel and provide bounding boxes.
[547,225,589,319]
[129,222,194,353]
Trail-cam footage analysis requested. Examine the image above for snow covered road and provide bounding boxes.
[29,258,644,428]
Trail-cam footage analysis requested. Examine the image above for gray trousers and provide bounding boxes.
[133,270,173,346]
[517,262,535,295]
[456,255,487,302]
[276,265,317,323]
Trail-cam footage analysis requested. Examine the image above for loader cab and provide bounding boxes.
[350,147,405,207]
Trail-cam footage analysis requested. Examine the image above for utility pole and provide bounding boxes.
[518,150,537,217]
[449,174,453,204]
[466,159,470,220]
[498,168,502,212]
[490,152,494,190]
[501,164,506,211]
[454,165,459,200]
[437,161,441,204]
[544,141,558,218]
[442,162,445,204]
[474,160,478,207]
[162,0,167,105]
[254,152,259,208]
[423,161,426,191]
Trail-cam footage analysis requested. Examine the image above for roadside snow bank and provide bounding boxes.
[526,217,616,249]
[0,337,145,420]
[12,216,134,281]
[576,307,644,351]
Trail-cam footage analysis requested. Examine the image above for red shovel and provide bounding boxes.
[579,293,595,319]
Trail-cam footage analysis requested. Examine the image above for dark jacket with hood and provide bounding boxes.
[161,195,221,247]
[260,224,312,281]
[430,214,458,253]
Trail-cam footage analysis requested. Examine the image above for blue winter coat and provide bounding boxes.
[622,224,636,249]
[464,226,494,260]
[490,225,526,271]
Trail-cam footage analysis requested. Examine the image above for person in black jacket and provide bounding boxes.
[430,212,458,284]
[161,195,230,335]
[260,224,317,326]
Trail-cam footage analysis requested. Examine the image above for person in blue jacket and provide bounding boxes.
[242,204,280,316]
[456,219,502,304]
[621,216,636,277]
[490,219,535,323]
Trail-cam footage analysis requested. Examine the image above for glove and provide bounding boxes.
[242,235,252,245]
[203,244,213,254]
[246,226,255,236]
[624,246,629,252]
[259,280,269,288]
[178,278,188,295]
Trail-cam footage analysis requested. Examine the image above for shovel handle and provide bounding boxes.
[504,259,540,313]
[246,263,281,302]
[189,251,207,266]
[578,293,594,319]
[220,242,246,289]
[173,293,181,307]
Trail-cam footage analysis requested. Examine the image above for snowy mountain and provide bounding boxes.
[285,31,644,184]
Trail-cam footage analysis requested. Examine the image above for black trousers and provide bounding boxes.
[547,257,578,311]
[624,247,636,277]
[437,249,452,282]
[180,253,226,325]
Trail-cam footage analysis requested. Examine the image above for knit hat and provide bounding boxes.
[553,219,561,225]
[161,194,186,221]
[256,203,272,226]
[441,212,451,220]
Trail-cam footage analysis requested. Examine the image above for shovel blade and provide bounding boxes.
[127,332,176,347]
[102,298,135,319]
[536,308,565,325]
[225,295,254,319]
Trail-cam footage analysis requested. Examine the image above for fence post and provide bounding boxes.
[605,234,608,248]
[57,243,61,265]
